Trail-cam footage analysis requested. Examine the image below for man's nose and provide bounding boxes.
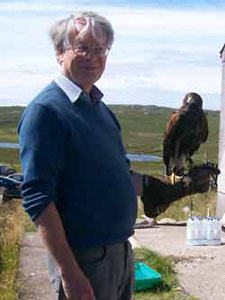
[84,51,96,59]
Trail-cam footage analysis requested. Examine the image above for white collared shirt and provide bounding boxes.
[54,73,103,104]
[54,73,82,103]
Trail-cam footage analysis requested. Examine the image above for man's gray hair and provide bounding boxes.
[49,11,114,53]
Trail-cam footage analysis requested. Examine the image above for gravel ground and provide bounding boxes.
[18,233,57,300]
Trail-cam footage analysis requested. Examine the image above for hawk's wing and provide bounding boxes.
[163,111,188,168]
[200,112,209,143]
[188,111,209,156]
[163,109,209,175]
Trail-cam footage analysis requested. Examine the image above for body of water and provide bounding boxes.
[0,142,20,149]
[126,153,160,162]
[0,142,160,162]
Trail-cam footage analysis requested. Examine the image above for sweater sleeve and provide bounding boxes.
[18,103,66,221]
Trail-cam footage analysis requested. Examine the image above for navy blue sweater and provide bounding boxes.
[18,82,137,247]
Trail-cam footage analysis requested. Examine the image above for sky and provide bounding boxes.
[0,0,225,110]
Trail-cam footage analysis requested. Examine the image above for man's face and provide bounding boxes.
[58,31,108,93]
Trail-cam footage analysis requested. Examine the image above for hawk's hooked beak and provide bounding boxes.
[186,96,192,104]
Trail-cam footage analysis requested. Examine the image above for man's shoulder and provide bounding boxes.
[32,81,68,106]
[19,81,71,126]
[24,81,71,115]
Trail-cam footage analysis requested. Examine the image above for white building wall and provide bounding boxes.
[216,45,225,218]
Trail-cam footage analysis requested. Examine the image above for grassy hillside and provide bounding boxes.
[0,105,219,175]
[110,105,219,160]
[0,106,24,143]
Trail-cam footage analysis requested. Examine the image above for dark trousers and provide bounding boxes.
[48,241,134,300]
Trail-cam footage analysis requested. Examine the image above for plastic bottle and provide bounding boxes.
[215,217,222,245]
[205,217,221,246]
[195,216,204,245]
[217,217,222,245]
[202,217,208,245]
[186,216,204,246]
[186,216,195,245]
[205,217,212,245]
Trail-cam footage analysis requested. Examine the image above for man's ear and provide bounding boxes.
[56,47,65,64]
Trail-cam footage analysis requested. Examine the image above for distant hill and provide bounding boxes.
[0,105,219,163]
[0,106,25,143]
[109,105,219,163]
[0,106,24,125]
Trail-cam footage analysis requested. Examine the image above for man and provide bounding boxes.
[18,11,213,300]
[19,11,136,300]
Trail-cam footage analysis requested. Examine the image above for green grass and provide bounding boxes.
[0,201,26,300]
[0,106,24,143]
[131,161,164,177]
[0,245,20,300]
[0,106,23,172]
[137,191,217,221]
[157,191,217,221]
[0,148,21,172]
[133,248,197,300]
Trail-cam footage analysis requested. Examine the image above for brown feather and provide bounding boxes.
[163,93,208,176]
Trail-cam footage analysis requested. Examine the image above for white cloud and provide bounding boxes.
[0,3,224,109]
[110,8,225,38]
[152,65,221,94]
[99,74,154,90]
[100,65,221,94]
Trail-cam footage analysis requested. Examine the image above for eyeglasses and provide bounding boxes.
[70,43,110,58]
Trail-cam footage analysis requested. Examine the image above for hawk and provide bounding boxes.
[163,92,209,179]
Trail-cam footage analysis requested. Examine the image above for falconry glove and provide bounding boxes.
[183,163,220,194]
[141,175,187,218]
[140,163,220,218]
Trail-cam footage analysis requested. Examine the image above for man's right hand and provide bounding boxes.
[62,269,95,300]
[34,203,96,300]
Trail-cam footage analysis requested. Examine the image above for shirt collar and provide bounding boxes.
[54,73,103,103]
